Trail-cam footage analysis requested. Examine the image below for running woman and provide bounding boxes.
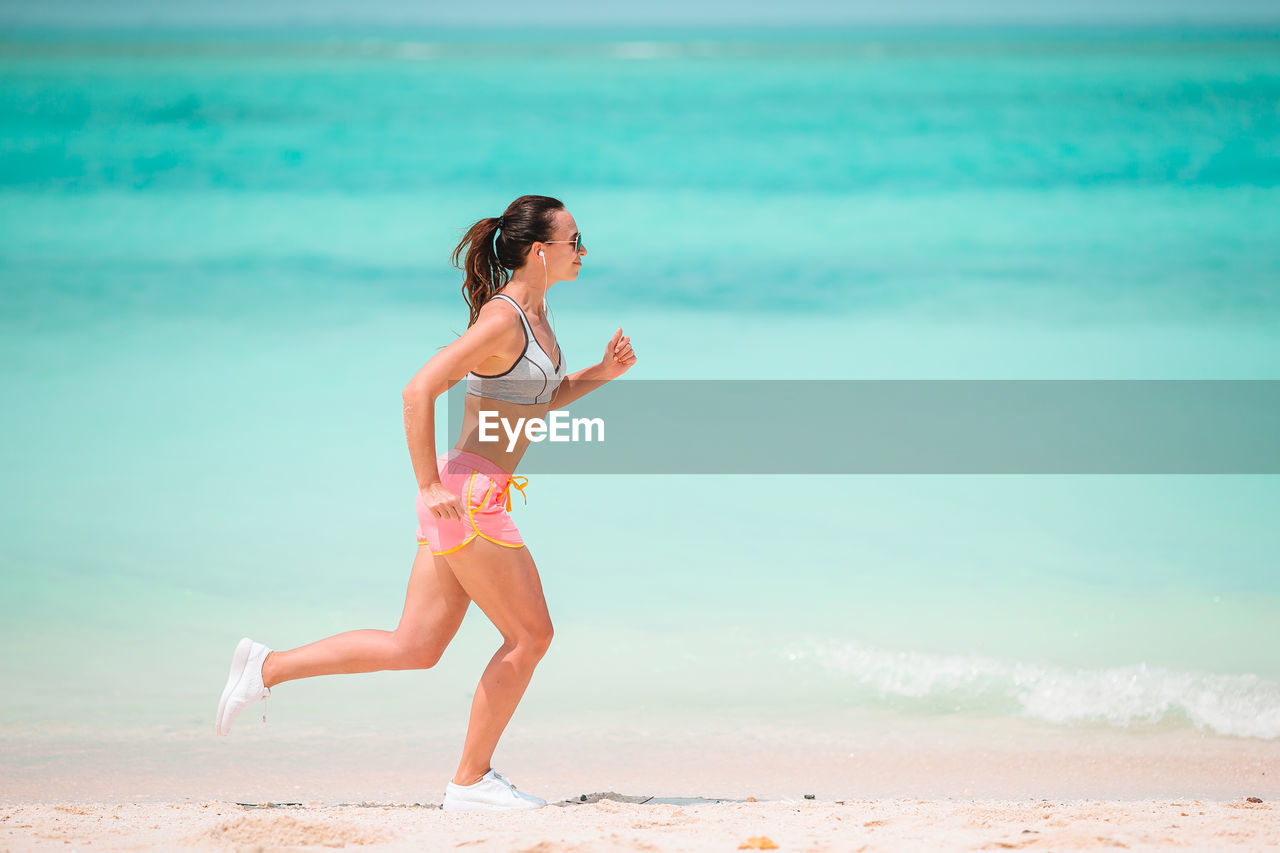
[214,194,636,811]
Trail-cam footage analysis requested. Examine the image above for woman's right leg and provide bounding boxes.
[439,537,554,787]
[260,546,472,688]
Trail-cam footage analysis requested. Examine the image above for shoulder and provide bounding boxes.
[478,293,516,314]
[475,295,522,328]
[469,296,526,345]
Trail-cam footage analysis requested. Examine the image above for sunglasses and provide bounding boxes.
[543,234,584,253]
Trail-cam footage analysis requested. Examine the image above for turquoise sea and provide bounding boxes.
[2,25,1279,762]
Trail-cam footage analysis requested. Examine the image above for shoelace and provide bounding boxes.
[261,686,270,724]
[491,769,519,791]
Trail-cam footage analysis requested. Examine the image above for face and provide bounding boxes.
[536,208,586,281]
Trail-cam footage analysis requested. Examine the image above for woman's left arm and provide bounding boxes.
[548,327,636,411]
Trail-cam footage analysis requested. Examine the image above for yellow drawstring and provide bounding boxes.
[496,476,529,511]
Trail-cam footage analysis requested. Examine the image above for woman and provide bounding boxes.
[213,194,636,812]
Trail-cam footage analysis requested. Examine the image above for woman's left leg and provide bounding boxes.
[260,547,472,688]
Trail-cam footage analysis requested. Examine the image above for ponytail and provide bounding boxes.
[451,194,565,327]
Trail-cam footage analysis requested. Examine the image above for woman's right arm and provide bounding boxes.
[401,307,520,521]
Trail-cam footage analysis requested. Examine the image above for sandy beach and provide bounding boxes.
[3,719,1277,851]
[3,796,1277,852]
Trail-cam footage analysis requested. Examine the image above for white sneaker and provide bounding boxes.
[215,637,272,736]
[443,769,547,812]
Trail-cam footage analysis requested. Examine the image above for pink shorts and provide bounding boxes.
[416,449,526,555]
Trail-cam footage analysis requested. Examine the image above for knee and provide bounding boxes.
[515,623,553,661]
[394,637,445,670]
[405,648,444,670]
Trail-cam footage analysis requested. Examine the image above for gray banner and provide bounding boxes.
[446,380,1280,474]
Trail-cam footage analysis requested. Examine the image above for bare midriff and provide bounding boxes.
[452,390,553,476]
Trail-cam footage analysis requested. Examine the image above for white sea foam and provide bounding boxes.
[784,640,1280,739]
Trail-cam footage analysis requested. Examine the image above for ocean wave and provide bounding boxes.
[784,640,1280,739]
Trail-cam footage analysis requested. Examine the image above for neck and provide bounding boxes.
[502,272,552,313]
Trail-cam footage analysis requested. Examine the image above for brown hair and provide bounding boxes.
[451,194,565,327]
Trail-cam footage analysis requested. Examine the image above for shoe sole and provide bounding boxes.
[215,637,254,737]
[442,800,545,812]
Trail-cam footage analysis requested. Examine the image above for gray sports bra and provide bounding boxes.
[466,293,566,405]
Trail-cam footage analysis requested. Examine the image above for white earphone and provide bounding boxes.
[537,250,544,257]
